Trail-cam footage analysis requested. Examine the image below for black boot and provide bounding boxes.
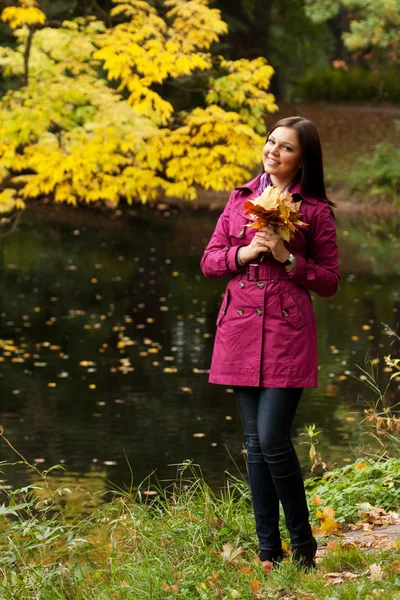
[292,538,317,569]
[259,548,283,564]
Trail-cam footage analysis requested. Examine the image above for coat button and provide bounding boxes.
[282,309,290,317]
[237,308,244,316]
[256,308,262,316]
[237,228,245,238]
[239,281,245,288]
[257,282,264,289]
[221,308,226,315]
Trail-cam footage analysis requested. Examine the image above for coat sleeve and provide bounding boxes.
[286,203,340,297]
[200,191,245,279]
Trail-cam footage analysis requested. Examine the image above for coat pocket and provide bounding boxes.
[228,210,256,244]
[216,289,230,326]
[280,290,307,330]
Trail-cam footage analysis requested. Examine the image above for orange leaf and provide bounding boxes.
[161,583,179,593]
[342,542,358,551]
[260,559,273,574]
[326,542,339,550]
[321,516,341,533]
[322,506,336,520]
[209,572,219,583]
[313,494,322,506]
[250,579,261,595]
[355,463,367,470]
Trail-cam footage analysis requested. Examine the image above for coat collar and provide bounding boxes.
[235,174,317,205]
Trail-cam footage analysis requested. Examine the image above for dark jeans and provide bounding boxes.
[234,386,312,552]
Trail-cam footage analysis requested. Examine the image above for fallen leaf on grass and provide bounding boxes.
[324,571,362,585]
[207,547,220,558]
[161,582,179,593]
[320,516,342,534]
[366,590,387,598]
[342,542,359,550]
[260,559,273,574]
[369,563,383,581]
[358,505,399,526]
[250,579,261,595]
[206,572,219,585]
[221,542,247,563]
[326,541,339,550]
[393,560,400,573]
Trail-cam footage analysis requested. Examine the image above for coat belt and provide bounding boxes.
[238,263,286,282]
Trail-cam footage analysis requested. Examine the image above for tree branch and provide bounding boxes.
[0,210,23,238]
[23,27,34,86]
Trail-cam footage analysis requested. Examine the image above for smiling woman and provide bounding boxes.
[263,127,303,189]
[200,115,340,570]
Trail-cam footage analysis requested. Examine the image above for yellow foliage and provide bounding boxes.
[0,0,277,213]
[1,0,46,30]
[0,189,25,213]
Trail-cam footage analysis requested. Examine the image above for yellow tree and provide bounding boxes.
[0,0,277,213]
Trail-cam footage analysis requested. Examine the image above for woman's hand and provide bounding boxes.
[238,226,290,265]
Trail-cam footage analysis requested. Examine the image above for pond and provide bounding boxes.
[0,202,399,501]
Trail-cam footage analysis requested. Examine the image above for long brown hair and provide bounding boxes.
[267,116,335,208]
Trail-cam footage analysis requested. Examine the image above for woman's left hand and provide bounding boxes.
[254,226,290,263]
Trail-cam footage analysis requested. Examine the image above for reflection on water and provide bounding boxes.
[0,204,399,495]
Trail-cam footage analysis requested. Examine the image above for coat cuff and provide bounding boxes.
[225,245,245,273]
[286,254,316,284]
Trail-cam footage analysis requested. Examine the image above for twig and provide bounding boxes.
[0,210,23,237]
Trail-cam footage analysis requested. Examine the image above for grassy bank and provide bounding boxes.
[0,444,399,599]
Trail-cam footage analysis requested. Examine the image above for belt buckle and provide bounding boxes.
[247,263,259,282]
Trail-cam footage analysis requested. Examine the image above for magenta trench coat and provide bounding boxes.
[200,174,340,388]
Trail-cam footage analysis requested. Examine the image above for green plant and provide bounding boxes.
[349,141,400,203]
[298,66,400,103]
[300,424,327,472]
[1,428,400,597]
[305,457,400,524]
[355,324,400,457]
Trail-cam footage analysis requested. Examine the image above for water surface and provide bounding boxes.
[0,204,399,497]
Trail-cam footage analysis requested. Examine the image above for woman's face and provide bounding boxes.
[262,126,302,185]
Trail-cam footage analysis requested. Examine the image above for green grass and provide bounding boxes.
[0,454,399,599]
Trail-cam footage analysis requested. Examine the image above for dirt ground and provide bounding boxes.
[316,509,400,559]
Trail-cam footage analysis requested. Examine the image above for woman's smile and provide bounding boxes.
[262,126,302,189]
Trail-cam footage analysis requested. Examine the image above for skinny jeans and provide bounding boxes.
[234,386,312,552]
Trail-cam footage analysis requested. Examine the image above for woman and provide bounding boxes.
[200,116,339,569]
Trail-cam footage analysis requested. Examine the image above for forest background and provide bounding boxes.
[0,0,399,214]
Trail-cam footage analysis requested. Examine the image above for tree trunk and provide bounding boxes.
[23,27,35,86]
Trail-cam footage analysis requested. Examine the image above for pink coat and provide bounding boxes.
[200,174,340,388]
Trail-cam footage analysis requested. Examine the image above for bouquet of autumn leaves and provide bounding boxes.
[243,185,307,241]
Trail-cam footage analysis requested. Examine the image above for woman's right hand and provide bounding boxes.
[238,229,272,264]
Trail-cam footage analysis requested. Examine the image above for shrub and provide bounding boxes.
[298,66,400,104]
[349,140,400,202]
